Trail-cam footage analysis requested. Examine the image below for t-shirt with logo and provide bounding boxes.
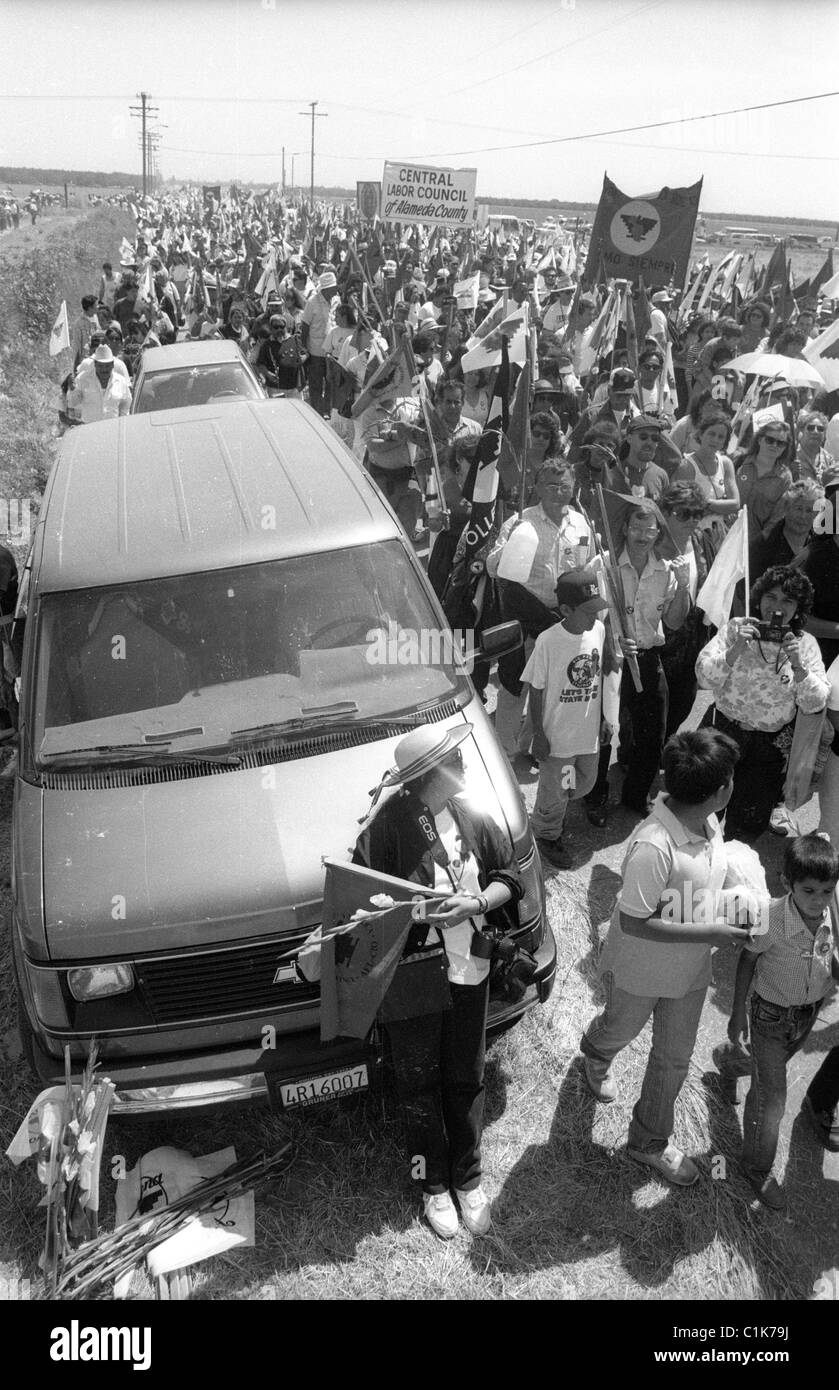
[520,619,605,757]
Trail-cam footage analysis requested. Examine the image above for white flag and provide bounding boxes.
[804,317,839,392]
[454,271,479,311]
[461,306,528,373]
[697,507,749,630]
[49,300,70,357]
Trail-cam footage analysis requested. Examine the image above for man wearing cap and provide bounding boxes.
[486,460,595,754]
[66,345,131,424]
[567,367,640,464]
[522,569,610,867]
[352,723,523,1240]
[301,271,339,417]
[608,416,673,501]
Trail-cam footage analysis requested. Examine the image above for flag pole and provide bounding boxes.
[596,483,643,693]
[406,338,448,527]
[742,506,750,620]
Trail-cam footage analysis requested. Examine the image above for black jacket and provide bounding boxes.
[352,788,523,955]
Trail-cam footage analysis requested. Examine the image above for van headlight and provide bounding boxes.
[67,963,135,1002]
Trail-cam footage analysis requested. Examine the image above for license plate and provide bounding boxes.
[278,1064,369,1110]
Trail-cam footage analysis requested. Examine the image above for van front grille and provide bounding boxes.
[134,937,319,1024]
[40,701,462,790]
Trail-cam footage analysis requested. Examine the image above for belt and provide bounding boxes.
[753,994,821,1016]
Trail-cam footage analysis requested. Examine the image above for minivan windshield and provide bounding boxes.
[133,363,262,413]
[33,542,470,764]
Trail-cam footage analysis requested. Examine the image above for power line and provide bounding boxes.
[399,88,839,160]
[442,0,668,99]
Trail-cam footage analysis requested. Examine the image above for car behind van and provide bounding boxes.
[10,400,555,1114]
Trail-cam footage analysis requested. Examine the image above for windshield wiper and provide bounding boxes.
[230,702,360,743]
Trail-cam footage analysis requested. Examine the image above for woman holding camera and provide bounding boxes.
[352,724,523,1241]
[696,566,829,839]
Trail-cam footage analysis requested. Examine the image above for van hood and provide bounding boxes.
[40,715,522,960]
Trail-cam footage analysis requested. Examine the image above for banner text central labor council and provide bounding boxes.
[381,161,477,228]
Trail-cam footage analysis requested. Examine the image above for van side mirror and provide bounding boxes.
[462,621,523,666]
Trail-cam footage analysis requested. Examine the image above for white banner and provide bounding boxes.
[381,161,477,228]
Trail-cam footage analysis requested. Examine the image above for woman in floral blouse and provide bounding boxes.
[696,566,829,839]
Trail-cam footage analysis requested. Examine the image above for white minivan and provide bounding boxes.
[10,399,555,1114]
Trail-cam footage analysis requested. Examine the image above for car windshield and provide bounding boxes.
[133,363,262,413]
[32,542,468,764]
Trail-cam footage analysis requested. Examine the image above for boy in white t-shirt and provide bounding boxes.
[521,569,610,868]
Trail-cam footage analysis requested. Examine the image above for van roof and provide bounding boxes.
[36,400,398,591]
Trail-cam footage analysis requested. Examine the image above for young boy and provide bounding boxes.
[521,569,609,869]
[728,834,839,1210]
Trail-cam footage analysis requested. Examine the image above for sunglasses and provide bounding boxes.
[763,436,788,447]
[804,425,826,433]
[671,507,705,521]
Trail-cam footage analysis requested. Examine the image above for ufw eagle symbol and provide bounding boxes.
[620,213,657,243]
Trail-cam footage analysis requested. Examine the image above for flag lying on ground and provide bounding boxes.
[317,859,448,1042]
[584,174,702,289]
[49,300,70,357]
[697,506,749,629]
[804,317,839,392]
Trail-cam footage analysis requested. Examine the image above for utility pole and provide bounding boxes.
[298,100,327,212]
[129,91,158,197]
[281,145,285,194]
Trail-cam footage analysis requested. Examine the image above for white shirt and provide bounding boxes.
[432,808,489,986]
[67,371,131,423]
[521,620,605,756]
[487,503,594,608]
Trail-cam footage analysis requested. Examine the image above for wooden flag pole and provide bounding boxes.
[596,483,643,693]
[406,338,448,526]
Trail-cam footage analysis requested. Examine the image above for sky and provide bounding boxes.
[2,0,839,219]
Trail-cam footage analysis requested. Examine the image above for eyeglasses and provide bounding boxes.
[762,436,788,447]
[804,425,826,434]
[671,508,705,521]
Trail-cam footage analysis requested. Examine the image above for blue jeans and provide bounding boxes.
[581,971,707,1153]
[742,994,821,1178]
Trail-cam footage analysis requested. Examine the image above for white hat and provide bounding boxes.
[651,290,674,305]
[93,344,114,364]
[382,724,473,787]
[317,271,337,291]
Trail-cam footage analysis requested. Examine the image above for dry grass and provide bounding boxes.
[3,844,827,1301]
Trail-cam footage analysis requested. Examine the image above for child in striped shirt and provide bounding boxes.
[727,834,839,1210]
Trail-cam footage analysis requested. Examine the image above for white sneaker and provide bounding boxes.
[769,805,799,837]
[422,1191,458,1239]
[455,1185,492,1235]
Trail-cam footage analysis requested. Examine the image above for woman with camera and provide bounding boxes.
[696,566,829,840]
[352,724,523,1240]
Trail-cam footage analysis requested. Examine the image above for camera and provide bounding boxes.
[471,929,538,1002]
[755,610,788,643]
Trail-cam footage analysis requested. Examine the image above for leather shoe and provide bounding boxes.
[583,1056,617,1103]
[586,799,609,828]
[744,1170,785,1211]
[802,1095,839,1152]
[628,1142,700,1186]
[536,836,573,869]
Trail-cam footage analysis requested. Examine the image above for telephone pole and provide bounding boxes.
[281,145,285,194]
[298,100,327,212]
[129,91,158,197]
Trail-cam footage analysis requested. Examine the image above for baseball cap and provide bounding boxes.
[626,413,665,435]
[555,569,609,614]
[610,367,636,391]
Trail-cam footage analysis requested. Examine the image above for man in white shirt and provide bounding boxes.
[649,290,674,351]
[67,345,131,423]
[301,270,339,417]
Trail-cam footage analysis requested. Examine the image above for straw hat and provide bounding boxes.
[382,723,473,787]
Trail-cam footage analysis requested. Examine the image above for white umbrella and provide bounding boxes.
[725,351,825,388]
